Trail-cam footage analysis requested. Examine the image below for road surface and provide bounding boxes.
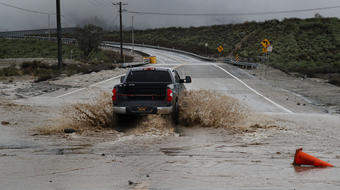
[1,46,340,190]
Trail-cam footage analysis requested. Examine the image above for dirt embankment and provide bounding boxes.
[247,64,340,114]
[0,67,127,100]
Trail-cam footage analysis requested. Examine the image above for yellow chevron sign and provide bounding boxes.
[235,54,240,62]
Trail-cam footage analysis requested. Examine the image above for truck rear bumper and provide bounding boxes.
[113,107,128,114]
[113,106,173,115]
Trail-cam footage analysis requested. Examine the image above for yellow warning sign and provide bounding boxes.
[217,45,224,53]
[261,39,270,48]
[235,54,240,62]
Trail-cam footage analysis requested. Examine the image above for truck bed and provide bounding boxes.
[115,82,170,105]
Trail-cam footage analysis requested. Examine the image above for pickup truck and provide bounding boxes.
[112,67,192,124]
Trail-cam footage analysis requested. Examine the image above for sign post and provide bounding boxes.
[260,38,273,76]
[56,0,62,69]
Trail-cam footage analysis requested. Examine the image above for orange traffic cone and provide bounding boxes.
[293,148,333,167]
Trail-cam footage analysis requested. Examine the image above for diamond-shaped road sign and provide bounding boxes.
[262,47,268,53]
[261,39,271,53]
[217,45,224,53]
[261,39,270,48]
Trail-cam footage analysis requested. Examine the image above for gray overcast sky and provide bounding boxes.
[0,0,340,31]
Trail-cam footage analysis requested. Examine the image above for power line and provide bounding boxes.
[0,1,74,27]
[128,5,340,16]
[0,1,55,15]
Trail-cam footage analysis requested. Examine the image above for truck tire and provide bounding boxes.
[113,113,124,124]
[112,113,118,128]
[172,102,179,125]
[113,113,128,132]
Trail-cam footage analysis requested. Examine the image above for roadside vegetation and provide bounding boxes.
[0,60,119,82]
[0,24,133,82]
[104,16,340,84]
[0,38,82,59]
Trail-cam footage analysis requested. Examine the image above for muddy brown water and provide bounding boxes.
[1,113,339,190]
[1,47,340,189]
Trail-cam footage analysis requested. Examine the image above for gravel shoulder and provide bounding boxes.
[0,68,127,100]
[220,63,340,114]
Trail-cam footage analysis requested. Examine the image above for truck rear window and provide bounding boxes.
[126,70,172,83]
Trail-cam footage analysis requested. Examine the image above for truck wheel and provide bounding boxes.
[112,113,118,128]
[113,113,125,123]
[113,113,126,132]
[172,102,179,125]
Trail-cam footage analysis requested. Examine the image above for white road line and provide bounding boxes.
[55,47,200,99]
[89,74,125,87]
[56,55,185,99]
[56,74,125,98]
[155,63,212,66]
[213,64,294,114]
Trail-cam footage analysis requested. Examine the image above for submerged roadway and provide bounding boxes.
[1,45,340,190]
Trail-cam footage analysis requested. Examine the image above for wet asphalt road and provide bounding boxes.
[1,46,340,189]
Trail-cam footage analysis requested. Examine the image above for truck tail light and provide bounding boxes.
[143,67,155,71]
[112,87,117,102]
[167,88,173,102]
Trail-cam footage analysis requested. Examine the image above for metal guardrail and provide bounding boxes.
[100,44,150,68]
[0,27,77,37]
[2,36,76,44]
[102,41,216,62]
[120,62,146,68]
[100,44,150,58]
[224,58,258,69]
[3,36,259,69]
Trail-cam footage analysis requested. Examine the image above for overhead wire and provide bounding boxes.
[0,1,77,27]
[127,5,340,16]
[0,1,54,15]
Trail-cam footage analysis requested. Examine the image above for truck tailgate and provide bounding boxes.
[117,83,169,102]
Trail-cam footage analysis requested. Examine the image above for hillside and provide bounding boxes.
[103,17,340,77]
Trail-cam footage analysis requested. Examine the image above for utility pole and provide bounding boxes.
[56,0,62,69]
[131,15,134,54]
[119,2,123,59]
[113,1,127,60]
[48,14,51,41]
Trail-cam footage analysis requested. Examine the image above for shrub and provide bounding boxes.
[0,65,20,76]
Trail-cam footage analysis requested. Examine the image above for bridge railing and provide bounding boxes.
[102,41,216,62]
[224,57,258,69]
[1,36,76,44]
[2,35,258,69]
